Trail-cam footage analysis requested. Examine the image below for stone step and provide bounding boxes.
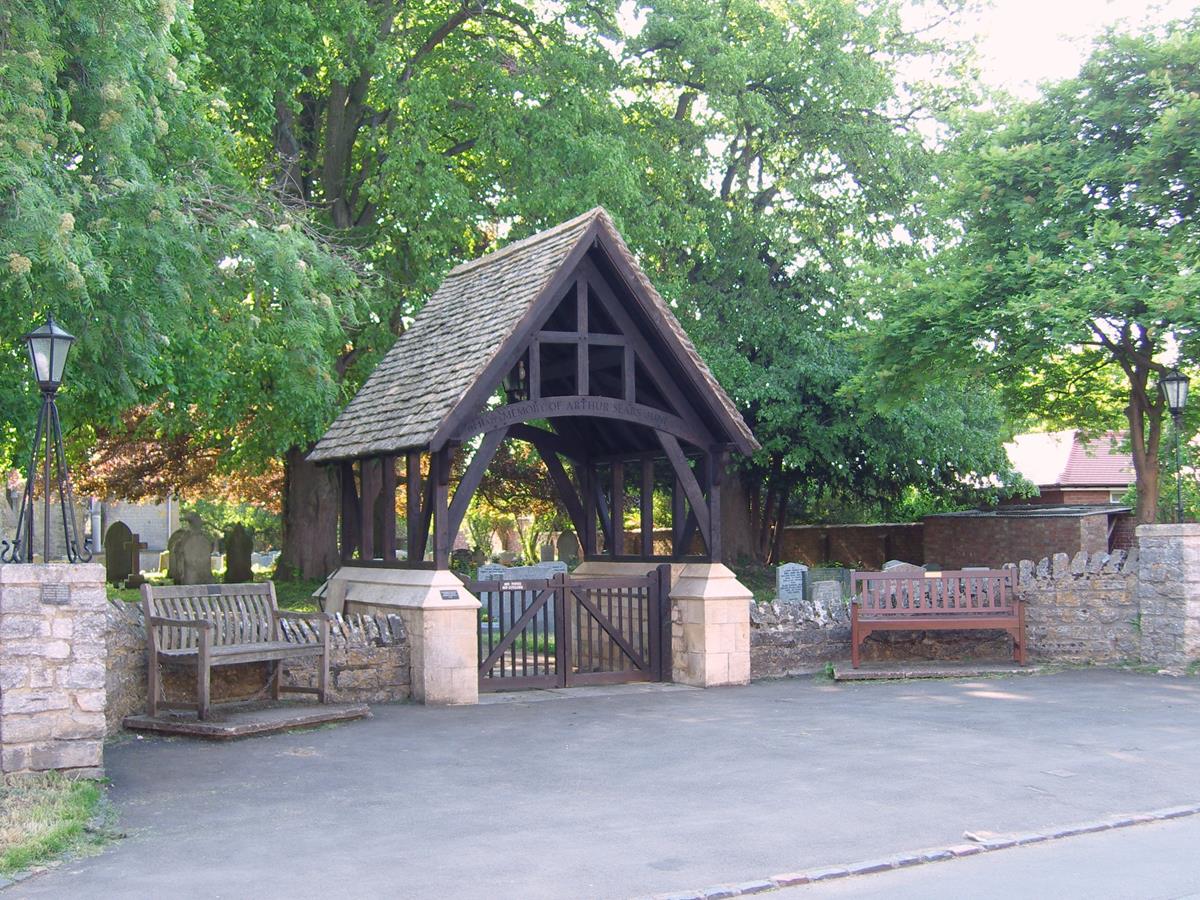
[833,662,1044,682]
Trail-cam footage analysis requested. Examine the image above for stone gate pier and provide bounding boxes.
[0,563,107,776]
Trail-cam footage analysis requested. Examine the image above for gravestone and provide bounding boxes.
[172,513,215,585]
[556,531,580,562]
[474,561,569,632]
[882,559,924,574]
[104,522,134,586]
[812,579,843,607]
[223,523,254,583]
[775,562,808,603]
[539,542,555,562]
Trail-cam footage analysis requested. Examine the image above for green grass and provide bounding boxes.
[731,562,777,603]
[0,774,111,876]
[106,569,322,611]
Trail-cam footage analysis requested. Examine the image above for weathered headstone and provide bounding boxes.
[882,559,924,574]
[539,542,555,562]
[812,579,843,607]
[776,562,808,602]
[166,527,186,582]
[223,523,254,583]
[556,531,580,562]
[173,513,215,585]
[104,521,134,586]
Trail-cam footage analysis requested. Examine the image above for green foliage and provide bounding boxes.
[0,0,363,477]
[867,16,1200,522]
[182,498,279,548]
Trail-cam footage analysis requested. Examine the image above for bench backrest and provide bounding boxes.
[852,569,1016,618]
[142,583,279,649]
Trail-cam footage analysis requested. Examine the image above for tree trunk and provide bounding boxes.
[720,471,756,565]
[1124,364,1164,525]
[275,446,341,580]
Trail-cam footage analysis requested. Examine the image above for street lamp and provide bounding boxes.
[0,316,92,564]
[1161,368,1190,525]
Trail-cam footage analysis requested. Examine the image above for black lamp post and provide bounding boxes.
[0,316,92,564]
[1161,368,1190,524]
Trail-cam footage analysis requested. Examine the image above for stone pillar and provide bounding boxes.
[324,566,479,705]
[0,564,107,776]
[1136,524,1200,669]
[668,563,752,687]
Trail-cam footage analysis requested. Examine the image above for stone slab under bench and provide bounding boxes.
[833,662,1045,682]
[123,701,371,739]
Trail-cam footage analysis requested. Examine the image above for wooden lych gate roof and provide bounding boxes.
[309,207,757,463]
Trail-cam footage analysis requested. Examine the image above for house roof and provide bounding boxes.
[1004,430,1134,489]
[309,207,757,462]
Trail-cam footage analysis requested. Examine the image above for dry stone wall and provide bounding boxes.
[750,526,1200,677]
[105,601,412,733]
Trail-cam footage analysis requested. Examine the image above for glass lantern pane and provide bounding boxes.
[28,336,53,385]
[49,336,69,384]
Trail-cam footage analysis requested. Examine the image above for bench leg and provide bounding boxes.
[271,661,282,701]
[147,652,160,718]
[317,651,329,704]
[850,607,861,668]
[197,662,211,720]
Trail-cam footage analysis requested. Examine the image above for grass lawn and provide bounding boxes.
[106,571,322,611]
[0,774,110,877]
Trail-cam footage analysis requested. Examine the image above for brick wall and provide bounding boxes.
[923,512,1110,569]
[777,523,924,568]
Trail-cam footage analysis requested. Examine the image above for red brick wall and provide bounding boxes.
[1109,513,1137,551]
[1003,488,1119,506]
[922,513,1112,568]
[778,524,924,568]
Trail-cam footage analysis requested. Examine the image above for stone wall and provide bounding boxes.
[0,564,107,776]
[105,601,412,732]
[749,527,1200,677]
[1018,550,1139,664]
[923,510,1115,570]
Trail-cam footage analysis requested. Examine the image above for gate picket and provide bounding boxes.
[470,565,670,691]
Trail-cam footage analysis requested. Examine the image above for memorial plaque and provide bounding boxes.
[439,589,459,600]
[776,562,808,602]
[40,583,70,605]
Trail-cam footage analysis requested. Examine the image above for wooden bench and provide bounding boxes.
[142,582,331,719]
[850,569,1026,668]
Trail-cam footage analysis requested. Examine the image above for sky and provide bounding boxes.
[956,0,1200,97]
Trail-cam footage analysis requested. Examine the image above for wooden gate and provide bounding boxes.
[469,565,672,691]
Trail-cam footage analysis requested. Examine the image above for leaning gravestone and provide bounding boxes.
[104,521,134,586]
[172,514,215,585]
[223,523,254,583]
[776,562,808,603]
[556,531,580,562]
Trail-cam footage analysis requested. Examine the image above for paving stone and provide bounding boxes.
[732,880,775,895]
[770,873,810,887]
[700,887,737,899]
[1154,805,1199,819]
[846,859,897,876]
[805,866,851,881]
[920,849,955,862]
[947,843,984,858]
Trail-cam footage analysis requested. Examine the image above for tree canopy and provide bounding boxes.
[867,16,1200,523]
[3,0,1041,574]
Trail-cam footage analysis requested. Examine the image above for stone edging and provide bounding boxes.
[635,802,1200,899]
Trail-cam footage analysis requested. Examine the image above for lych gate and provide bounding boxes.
[310,208,758,703]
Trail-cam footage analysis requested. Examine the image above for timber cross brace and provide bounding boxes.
[308,208,759,569]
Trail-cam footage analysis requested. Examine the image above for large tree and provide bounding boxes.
[0,0,363,565]
[867,17,1200,523]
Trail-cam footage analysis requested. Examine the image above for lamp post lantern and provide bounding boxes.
[0,316,92,564]
[1161,368,1190,525]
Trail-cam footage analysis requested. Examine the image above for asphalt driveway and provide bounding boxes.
[13,670,1200,899]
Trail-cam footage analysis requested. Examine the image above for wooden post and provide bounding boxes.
[359,457,381,561]
[707,449,726,564]
[641,456,654,558]
[380,455,397,561]
[406,451,422,563]
[582,463,597,555]
[339,461,360,561]
[433,446,452,569]
[576,279,589,395]
[610,460,624,558]
[671,474,685,558]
